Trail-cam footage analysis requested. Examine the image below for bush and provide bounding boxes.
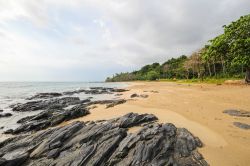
[146,71,160,81]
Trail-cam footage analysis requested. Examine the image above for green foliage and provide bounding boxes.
[202,14,250,72]
[146,71,160,80]
[106,14,249,82]
[224,15,250,68]
[162,55,188,79]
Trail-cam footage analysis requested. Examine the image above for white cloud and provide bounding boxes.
[0,0,249,81]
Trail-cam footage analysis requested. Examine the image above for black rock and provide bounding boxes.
[110,88,128,93]
[233,122,250,130]
[106,99,126,108]
[12,97,86,112]
[223,109,250,117]
[0,113,12,118]
[6,104,90,134]
[0,110,3,112]
[26,92,62,100]
[63,87,128,96]
[62,89,86,95]
[87,99,127,108]
[131,93,149,98]
[109,112,158,128]
[130,93,139,98]
[0,113,208,166]
[9,98,127,134]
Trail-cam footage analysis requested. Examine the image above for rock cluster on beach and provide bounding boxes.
[4,104,90,134]
[223,109,250,130]
[5,98,126,135]
[130,93,149,98]
[6,98,126,134]
[25,87,128,99]
[62,87,128,96]
[223,109,250,117]
[0,113,208,166]
[12,97,88,112]
[0,87,209,165]
[233,122,250,130]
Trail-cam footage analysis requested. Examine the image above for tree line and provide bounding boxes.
[106,14,250,83]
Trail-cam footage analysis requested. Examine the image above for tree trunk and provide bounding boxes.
[213,60,216,76]
[221,56,225,74]
[185,70,189,79]
[207,62,212,77]
[197,62,201,79]
[245,68,250,83]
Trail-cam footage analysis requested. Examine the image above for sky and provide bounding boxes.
[0,0,249,81]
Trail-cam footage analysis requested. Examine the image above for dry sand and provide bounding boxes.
[64,82,250,166]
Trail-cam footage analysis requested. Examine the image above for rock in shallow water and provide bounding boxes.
[0,113,12,118]
[0,113,208,166]
[26,93,63,100]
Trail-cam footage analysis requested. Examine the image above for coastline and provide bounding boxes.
[64,81,250,166]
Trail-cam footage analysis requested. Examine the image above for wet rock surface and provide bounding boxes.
[233,122,250,130]
[223,109,250,117]
[0,113,208,166]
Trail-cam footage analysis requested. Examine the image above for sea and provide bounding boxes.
[0,82,128,136]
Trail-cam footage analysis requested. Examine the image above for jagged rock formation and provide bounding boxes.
[4,104,90,135]
[5,97,126,134]
[0,113,208,166]
[12,97,87,112]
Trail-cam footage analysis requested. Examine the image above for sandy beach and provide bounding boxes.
[63,82,250,166]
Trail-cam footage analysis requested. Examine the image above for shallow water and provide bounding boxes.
[0,82,128,133]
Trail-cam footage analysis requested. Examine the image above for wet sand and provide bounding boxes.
[63,82,250,166]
